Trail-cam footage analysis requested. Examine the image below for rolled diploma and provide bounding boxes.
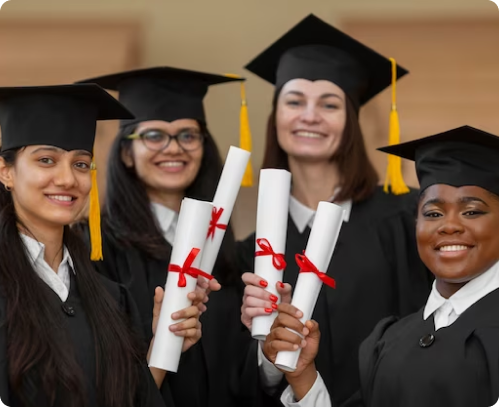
[199,146,251,276]
[274,201,344,372]
[251,169,291,341]
[148,197,213,372]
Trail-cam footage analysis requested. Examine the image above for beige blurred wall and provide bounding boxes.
[0,0,497,238]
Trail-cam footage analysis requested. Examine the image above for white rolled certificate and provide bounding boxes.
[251,168,291,341]
[199,146,251,276]
[149,197,213,372]
[274,201,344,372]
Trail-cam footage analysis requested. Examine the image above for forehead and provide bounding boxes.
[279,78,345,98]
[136,119,200,132]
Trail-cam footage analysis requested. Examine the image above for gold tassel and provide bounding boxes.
[89,160,103,261]
[383,58,409,195]
[225,73,253,187]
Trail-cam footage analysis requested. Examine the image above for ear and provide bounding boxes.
[120,145,134,168]
[0,157,14,190]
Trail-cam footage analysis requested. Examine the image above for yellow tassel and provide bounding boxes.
[225,73,253,187]
[89,161,103,261]
[383,58,409,195]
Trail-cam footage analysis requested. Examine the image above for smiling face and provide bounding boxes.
[275,79,347,163]
[122,119,204,200]
[0,145,92,229]
[417,184,499,293]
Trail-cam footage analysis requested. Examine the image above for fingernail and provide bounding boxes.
[271,303,278,310]
[278,281,285,288]
[169,325,178,332]
[303,327,309,336]
[171,313,179,319]
[301,340,307,348]
[293,344,299,350]
[264,308,273,313]
[259,280,268,288]
[296,311,303,318]
[270,294,278,303]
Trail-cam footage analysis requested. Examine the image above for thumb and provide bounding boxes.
[305,320,320,340]
[276,281,292,304]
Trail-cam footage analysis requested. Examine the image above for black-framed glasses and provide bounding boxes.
[126,128,205,152]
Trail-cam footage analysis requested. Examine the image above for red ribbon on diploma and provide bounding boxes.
[295,252,336,288]
[168,248,214,287]
[255,238,287,270]
[207,207,227,240]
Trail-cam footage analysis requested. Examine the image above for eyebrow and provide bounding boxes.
[30,147,92,157]
[284,90,342,100]
[422,196,489,209]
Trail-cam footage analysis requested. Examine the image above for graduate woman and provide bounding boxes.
[0,84,179,407]
[76,68,256,407]
[264,125,499,407]
[238,14,432,406]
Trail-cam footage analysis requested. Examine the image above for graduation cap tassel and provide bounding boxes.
[239,81,253,187]
[225,73,253,187]
[89,160,103,261]
[383,58,409,195]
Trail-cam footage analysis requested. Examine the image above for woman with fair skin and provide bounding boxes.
[76,68,257,407]
[238,14,432,406]
[266,125,499,407]
[0,83,200,407]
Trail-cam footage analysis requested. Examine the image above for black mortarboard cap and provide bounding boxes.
[378,125,499,196]
[76,66,245,125]
[244,14,408,109]
[0,84,133,152]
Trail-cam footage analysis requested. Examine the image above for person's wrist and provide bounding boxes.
[285,363,317,401]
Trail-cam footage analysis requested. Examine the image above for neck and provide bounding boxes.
[288,157,341,210]
[18,219,64,273]
[148,189,183,213]
[435,280,467,299]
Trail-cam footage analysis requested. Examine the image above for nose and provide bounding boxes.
[437,213,465,235]
[299,103,321,124]
[162,136,183,154]
[53,161,77,188]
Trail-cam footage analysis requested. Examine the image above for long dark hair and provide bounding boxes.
[0,149,144,407]
[262,90,379,203]
[103,121,238,285]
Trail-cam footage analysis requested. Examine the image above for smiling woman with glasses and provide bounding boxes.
[75,67,258,407]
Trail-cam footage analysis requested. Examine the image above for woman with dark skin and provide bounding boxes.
[264,125,499,407]
[0,83,201,407]
[238,14,432,406]
[76,68,257,407]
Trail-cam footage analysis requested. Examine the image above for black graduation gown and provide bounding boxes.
[359,287,499,407]
[88,223,259,407]
[0,271,166,407]
[237,187,433,406]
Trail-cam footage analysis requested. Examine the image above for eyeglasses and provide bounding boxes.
[126,128,205,152]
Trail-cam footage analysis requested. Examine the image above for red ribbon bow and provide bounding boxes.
[207,207,227,240]
[168,248,214,287]
[295,252,336,289]
[255,238,287,270]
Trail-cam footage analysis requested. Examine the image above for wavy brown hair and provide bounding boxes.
[262,90,379,203]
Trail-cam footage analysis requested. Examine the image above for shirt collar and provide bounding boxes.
[150,202,178,235]
[20,233,74,272]
[289,194,352,234]
[424,260,499,320]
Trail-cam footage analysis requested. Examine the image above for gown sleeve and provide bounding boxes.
[471,325,499,405]
[0,296,10,406]
[116,282,174,407]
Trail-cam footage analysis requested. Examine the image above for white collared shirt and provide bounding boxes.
[20,234,74,302]
[150,202,179,245]
[424,260,499,330]
[288,195,352,234]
